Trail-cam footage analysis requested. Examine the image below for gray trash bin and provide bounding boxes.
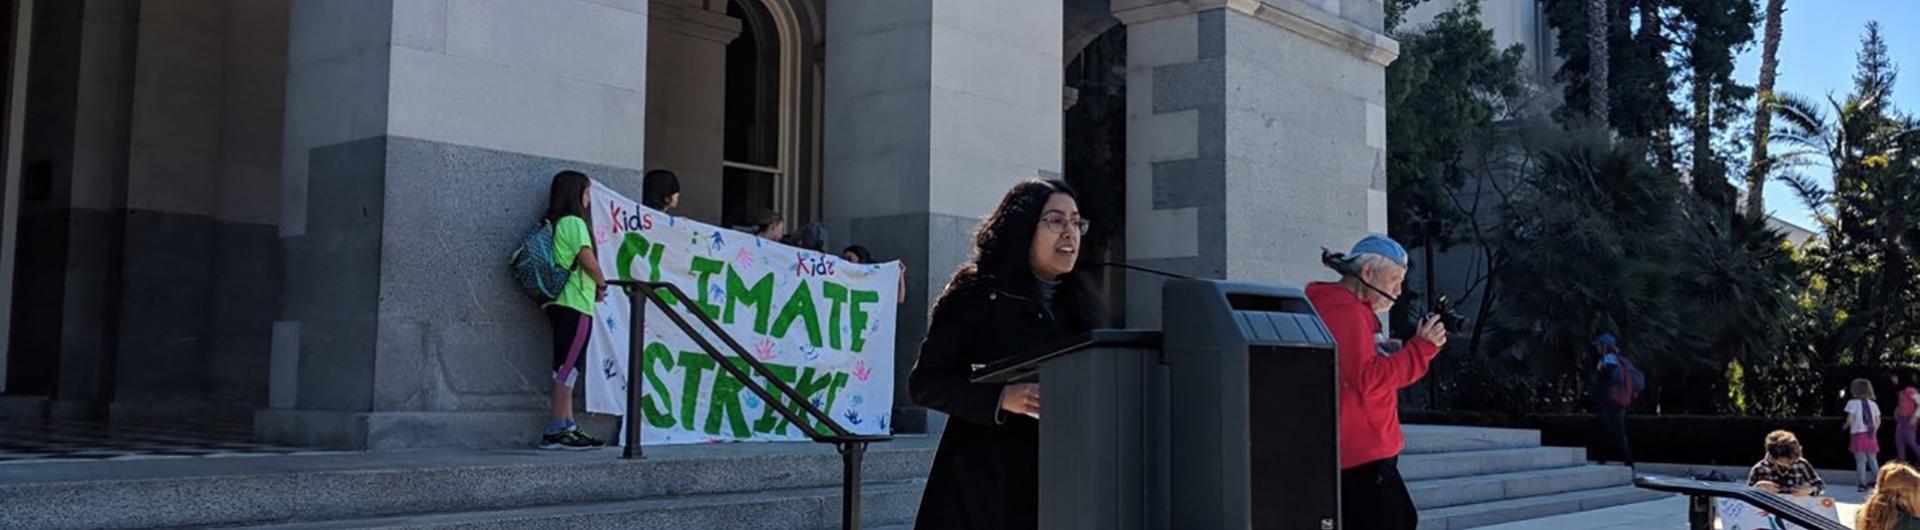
[1164,280,1341,530]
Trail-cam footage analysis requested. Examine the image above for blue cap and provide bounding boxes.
[1594,333,1617,347]
[1350,234,1408,267]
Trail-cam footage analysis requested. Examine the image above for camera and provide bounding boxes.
[1426,293,1470,333]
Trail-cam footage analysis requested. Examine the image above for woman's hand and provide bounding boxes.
[1000,383,1041,420]
[595,281,609,303]
[1753,481,1781,493]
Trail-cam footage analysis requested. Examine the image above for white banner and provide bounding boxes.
[1716,495,1841,530]
[583,182,899,444]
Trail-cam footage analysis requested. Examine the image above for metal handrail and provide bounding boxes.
[608,279,891,530]
[1633,475,1847,530]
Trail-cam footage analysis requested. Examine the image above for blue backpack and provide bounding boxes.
[509,221,572,302]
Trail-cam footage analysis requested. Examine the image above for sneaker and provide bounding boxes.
[539,430,597,451]
[567,429,607,448]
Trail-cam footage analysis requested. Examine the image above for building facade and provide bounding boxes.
[0,0,1397,449]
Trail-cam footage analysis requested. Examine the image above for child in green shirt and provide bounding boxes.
[539,170,608,450]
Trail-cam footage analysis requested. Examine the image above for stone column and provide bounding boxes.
[110,0,289,425]
[642,0,739,223]
[821,0,1064,433]
[1116,0,1396,327]
[8,0,141,418]
[264,0,649,449]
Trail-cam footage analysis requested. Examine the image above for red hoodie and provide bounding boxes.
[1305,282,1441,470]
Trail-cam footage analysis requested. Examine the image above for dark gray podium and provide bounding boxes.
[971,279,1341,530]
[973,329,1167,530]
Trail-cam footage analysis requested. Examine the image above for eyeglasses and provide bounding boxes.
[1040,215,1091,236]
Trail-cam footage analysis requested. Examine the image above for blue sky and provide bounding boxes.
[1731,1,1920,230]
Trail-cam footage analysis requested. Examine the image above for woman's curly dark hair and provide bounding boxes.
[941,179,1078,294]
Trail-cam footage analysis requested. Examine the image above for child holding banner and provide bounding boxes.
[539,170,608,451]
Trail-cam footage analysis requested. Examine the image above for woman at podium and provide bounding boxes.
[908,179,1104,530]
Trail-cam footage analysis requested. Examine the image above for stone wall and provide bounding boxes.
[822,0,1063,433]
[266,0,651,449]
[1117,0,1396,327]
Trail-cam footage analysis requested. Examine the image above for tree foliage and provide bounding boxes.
[1386,0,1527,252]
[1674,0,1759,204]
[1774,23,1920,365]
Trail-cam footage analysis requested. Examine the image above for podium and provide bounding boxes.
[971,280,1341,529]
[974,330,1168,530]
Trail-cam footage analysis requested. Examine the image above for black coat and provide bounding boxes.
[908,272,1102,530]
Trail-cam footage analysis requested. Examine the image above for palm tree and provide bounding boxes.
[1588,0,1611,130]
[1770,23,1920,363]
[1745,0,1785,219]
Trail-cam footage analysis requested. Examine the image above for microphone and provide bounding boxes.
[1320,248,1400,304]
[1089,261,1197,281]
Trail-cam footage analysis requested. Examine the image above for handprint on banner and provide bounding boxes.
[734,248,754,270]
[843,409,865,426]
[853,361,872,382]
[754,339,778,361]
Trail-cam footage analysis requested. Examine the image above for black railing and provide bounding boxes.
[1633,475,1848,530]
[608,280,892,530]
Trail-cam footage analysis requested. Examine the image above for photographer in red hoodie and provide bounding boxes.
[1306,234,1448,530]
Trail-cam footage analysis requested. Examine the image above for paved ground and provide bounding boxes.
[0,419,339,464]
[1479,486,1867,530]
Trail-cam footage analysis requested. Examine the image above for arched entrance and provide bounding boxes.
[645,0,821,230]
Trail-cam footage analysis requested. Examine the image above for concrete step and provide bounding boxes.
[1409,465,1635,509]
[1416,485,1672,530]
[0,439,937,530]
[1399,447,1588,482]
[224,480,926,530]
[1402,425,1541,455]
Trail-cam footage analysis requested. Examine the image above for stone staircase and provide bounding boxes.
[0,426,1662,529]
[0,438,938,530]
[1404,425,1670,530]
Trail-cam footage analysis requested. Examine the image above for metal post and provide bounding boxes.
[841,442,866,530]
[622,287,647,459]
[1688,495,1711,530]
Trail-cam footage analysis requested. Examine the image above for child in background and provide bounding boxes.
[1850,378,1885,491]
[1858,462,1920,530]
[1897,374,1920,462]
[842,245,907,305]
[1748,430,1824,496]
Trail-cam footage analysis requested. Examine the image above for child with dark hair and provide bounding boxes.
[538,170,607,450]
[642,169,680,212]
[1749,430,1824,496]
[783,222,828,252]
[842,245,907,305]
